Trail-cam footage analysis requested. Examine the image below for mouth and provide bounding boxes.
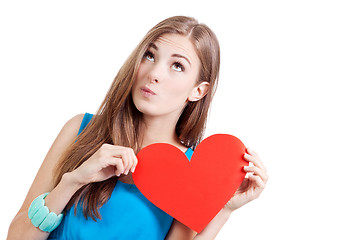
[140,86,156,96]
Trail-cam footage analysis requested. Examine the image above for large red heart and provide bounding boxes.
[132,134,248,233]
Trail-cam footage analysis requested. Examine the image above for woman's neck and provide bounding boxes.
[140,113,187,152]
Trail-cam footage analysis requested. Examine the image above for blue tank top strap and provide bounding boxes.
[185,147,194,160]
[77,112,94,136]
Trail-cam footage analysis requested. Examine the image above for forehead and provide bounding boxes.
[152,34,199,60]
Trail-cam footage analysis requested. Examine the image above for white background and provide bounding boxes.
[1,0,359,239]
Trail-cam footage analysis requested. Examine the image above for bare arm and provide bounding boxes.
[7,113,139,240]
[7,114,85,240]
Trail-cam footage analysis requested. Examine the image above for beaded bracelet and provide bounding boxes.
[28,192,63,232]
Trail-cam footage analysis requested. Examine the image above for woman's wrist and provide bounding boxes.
[62,171,85,190]
[220,207,232,219]
[43,172,84,215]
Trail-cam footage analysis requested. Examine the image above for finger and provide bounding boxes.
[109,157,124,176]
[128,152,136,174]
[109,146,135,174]
[246,148,267,172]
[243,166,268,183]
[246,147,260,158]
[248,174,265,188]
[122,154,131,175]
[243,153,266,171]
[124,149,137,174]
[131,153,138,173]
[107,145,132,158]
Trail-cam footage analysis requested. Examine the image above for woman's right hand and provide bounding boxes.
[72,143,138,185]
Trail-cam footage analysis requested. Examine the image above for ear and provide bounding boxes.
[188,81,210,102]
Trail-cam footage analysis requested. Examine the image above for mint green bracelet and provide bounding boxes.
[28,192,64,232]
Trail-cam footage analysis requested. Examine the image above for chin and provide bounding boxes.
[133,99,157,116]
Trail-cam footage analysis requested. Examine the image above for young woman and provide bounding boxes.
[7,16,268,239]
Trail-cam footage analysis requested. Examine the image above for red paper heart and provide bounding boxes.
[132,134,248,233]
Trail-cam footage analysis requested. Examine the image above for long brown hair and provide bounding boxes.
[53,16,220,220]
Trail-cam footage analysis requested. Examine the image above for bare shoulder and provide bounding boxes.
[63,113,86,134]
[14,113,86,216]
[48,113,85,151]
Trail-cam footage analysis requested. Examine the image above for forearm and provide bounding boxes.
[193,208,232,240]
[43,172,83,214]
[7,172,83,240]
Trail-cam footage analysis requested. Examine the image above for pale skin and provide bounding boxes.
[7,33,268,240]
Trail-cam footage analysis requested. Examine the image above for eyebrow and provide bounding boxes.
[148,43,191,66]
[149,43,158,50]
[171,53,191,66]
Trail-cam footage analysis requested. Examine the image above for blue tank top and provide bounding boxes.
[49,113,194,239]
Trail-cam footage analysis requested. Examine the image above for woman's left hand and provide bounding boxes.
[224,147,268,212]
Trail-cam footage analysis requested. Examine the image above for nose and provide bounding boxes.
[149,77,158,84]
[147,64,162,84]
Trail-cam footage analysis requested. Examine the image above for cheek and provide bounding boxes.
[135,64,147,83]
[163,76,195,101]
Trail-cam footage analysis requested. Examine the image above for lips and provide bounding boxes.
[140,86,156,95]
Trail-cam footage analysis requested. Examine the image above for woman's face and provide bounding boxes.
[132,33,208,118]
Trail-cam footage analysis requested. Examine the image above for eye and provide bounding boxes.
[172,61,185,72]
[144,51,154,62]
